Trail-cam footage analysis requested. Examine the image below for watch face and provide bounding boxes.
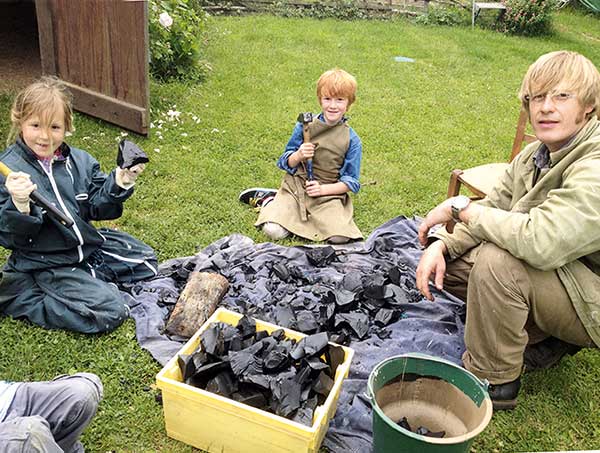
[454,195,470,210]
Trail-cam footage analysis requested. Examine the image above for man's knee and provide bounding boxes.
[470,242,523,289]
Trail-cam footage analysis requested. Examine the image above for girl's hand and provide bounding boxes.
[296,143,315,162]
[305,180,322,197]
[116,163,146,189]
[5,171,36,214]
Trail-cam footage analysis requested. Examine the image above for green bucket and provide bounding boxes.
[367,353,493,453]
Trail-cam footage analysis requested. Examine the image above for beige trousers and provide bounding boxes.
[444,242,595,385]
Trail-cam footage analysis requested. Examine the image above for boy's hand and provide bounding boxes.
[305,180,322,197]
[116,163,146,190]
[5,171,36,214]
[296,143,315,162]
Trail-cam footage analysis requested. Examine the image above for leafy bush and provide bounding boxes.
[414,5,469,26]
[149,0,210,81]
[499,0,556,36]
[268,0,373,20]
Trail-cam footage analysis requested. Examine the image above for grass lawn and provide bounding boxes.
[1,8,600,452]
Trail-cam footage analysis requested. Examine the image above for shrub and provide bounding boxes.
[499,0,556,36]
[414,5,469,26]
[149,0,210,82]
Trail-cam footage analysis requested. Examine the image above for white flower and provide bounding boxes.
[120,131,128,137]
[158,12,173,28]
[166,109,181,121]
[154,148,161,153]
[181,133,188,137]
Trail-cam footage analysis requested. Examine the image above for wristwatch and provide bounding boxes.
[450,195,471,223]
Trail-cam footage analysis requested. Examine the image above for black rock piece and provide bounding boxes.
[397,416,412,431]
[272,263,290,281]
[415,426,446,438]
[341,272,362,292]
[117,139,149,169]
[333,289,356,311]
[374,308,399,327]
[274,305,296,329]
[305,246,337,267]
[304,332,329,356]
[272,374,302,417]
[236,315,257,339]
[312,371,334,396]
[201,323,226,357]
[206,371,237,397]
[295,310,318,334]
[228,349,264,377]
[335,313,370,340]
[263,347,290,373]
[232,386,268,409]
[325,344,345,378]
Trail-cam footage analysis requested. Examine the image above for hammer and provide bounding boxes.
[296,112,314,180]
[0,162,74,228]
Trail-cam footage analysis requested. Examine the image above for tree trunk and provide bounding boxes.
[165,272,230,338]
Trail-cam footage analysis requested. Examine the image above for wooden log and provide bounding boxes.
[165,272,230,338]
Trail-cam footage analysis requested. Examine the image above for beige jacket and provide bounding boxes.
[434,117,600,346]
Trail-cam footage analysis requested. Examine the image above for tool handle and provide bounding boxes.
[306,160,314,181]
[0,161,74,228]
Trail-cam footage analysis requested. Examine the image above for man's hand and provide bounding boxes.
[305,180,322,197]
[418,198,457,246]
[116,163,146,190]
[295,143,315,162]
[5,171,36,214]
[416,239,448,301]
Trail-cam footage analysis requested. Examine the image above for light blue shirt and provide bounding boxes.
[0,381,19,422]
[276,114,363,193]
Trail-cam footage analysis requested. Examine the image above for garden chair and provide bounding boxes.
[447,108,536,199]
[472,0,506,27]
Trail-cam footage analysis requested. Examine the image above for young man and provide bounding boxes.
[0,373,103,452]
[415,50,600,410]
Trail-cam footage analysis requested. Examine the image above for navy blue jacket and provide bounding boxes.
[0,139,133,272]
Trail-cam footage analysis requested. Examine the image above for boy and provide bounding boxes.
[240,68,363,244]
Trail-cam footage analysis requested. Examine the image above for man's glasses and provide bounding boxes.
[524,92,576,105]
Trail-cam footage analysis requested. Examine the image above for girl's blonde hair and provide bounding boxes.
[519,50,600,119]
[8,76,74,145]
[316,68,358,106]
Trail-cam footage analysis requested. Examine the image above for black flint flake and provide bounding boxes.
[117,139,149,169]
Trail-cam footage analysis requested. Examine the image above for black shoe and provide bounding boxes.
[523,336,581,373]
[488,377,521,411]
[238,188,277,208]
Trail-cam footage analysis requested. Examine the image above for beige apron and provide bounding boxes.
[256,119,363,242]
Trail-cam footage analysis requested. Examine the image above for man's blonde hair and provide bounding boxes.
[316,68,357,106]
[519,50,600,118]
[8,76,74,145]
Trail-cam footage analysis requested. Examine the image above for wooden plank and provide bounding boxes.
[35,0,57,75]
[65,81,148,135]
[36,0,149,135]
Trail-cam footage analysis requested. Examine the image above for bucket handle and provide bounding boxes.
[378,353,490,392]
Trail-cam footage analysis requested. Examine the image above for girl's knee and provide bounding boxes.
[262,223,290,240]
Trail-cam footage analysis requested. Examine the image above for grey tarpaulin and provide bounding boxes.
[123,216,466,452]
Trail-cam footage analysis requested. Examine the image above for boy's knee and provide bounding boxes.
[262,222,290,240]
[50,374,103,429]
[327,235,349,244]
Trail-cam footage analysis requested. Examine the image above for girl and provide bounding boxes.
[0,76,157,334]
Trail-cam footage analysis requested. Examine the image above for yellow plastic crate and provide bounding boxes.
[156,307,354,453]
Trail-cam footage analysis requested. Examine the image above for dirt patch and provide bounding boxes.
[0,2,42,95]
